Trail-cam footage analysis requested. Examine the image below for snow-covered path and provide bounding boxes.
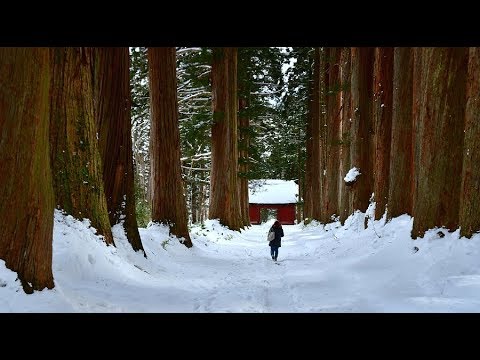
[2,211,480,312]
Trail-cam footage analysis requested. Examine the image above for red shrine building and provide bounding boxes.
[248,180,298,225]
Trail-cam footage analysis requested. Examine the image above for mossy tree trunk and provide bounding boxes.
[411,47,468,238]
[372,47,394,220]
[350,47,375,216]
[209,48,242,231]
[49,47,114,245]
[459,47,480,238]
[0,48,55,294]
[387,47,414,221]
[148,47,192,247]
[94,47,145,255]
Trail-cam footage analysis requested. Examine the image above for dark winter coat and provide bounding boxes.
[269,226,284,247]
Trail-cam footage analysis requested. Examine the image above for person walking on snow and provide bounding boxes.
[269,220,284,261]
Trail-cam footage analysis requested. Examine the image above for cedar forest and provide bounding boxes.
[0,47,478,294]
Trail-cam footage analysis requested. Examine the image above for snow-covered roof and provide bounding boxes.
[249,179,298,204]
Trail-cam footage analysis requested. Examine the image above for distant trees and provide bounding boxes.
[176,47,212,225]
[129,47,151,227]
[131,47,286,228]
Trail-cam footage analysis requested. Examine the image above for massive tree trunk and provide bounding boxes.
[459,48,480,238]
[238,94,251,227]
[209,48,242,230]
[94,47,145,254]
[411,47,468,238]
[324,47,342,222]
[148,47,192,247]
[350,47,375,215]
[388,47,414,220]
[50,47,114,245]
[0,48,55,294]
[372,47,394,220]
[339,47,353,224]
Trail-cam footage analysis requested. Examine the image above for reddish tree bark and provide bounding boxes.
[303,52,314,221]
[310,48,323,222]
[148,47,192,247]
[350,47,375,215]
[94,47,145,254]
[459,47,480,238]
[209,48,242,230]
[338,47,353,224]
[227,48,242,229]
[411,47,468,238]
[372,47,394,220]
[387,47,414,220]
[50,47,114,245]
[0,48,55,293]
[324,47,342,222]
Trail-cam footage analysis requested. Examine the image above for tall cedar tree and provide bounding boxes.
[209,48,242,230]
[176,47,212,225]
[310,48,323,221]
[275,47,309,220]
[238,94,251,227]
[411,47,468,238]
[303,49,315,220]
[130,47,151,216]
[237,48,257,228]
[324,47,342,222]
[338,47,353,224]
[372,47,394,220]
[0,48,55,293]
[227,48,242,229]
[350,47,375,216]
[387,47,414,220]
[459,47,480,238]
[50,47,114,245]
[94,48,145,254]
[148,47,192,247]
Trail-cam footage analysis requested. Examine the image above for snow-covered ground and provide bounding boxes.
[1,209,480,313]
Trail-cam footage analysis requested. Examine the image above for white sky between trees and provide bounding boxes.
[2,180,480,312]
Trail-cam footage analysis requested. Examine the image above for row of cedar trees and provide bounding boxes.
[302,47,480,241]
[0,47,246,294]
[2,46,479,294]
